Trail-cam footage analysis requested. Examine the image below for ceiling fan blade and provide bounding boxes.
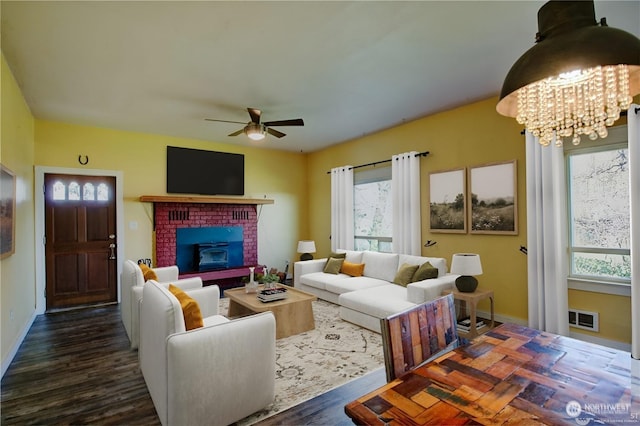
[267,127,286,138]
[228,128,244,137]
[263,118,304,127]
[205,118,247,125]
[247,108,261,124]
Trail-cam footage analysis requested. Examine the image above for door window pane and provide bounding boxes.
[83,183,95,200]
[97,183,109,201]
[53,181,65,200]
[68,182,80,200]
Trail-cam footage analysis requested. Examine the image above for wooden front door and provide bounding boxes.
[45,174,117,310]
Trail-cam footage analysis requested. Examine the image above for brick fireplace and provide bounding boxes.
[153,202,258,273]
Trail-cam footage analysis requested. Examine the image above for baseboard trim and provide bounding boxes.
[568,331,632,352]
[475,309,631,352]
[475,309,527,327]
[1,312,36,379]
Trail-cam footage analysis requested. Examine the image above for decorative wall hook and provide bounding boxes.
[78,155,89,165]
[424,240,437,247]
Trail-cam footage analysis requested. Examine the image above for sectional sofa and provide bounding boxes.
[294,249,458,332]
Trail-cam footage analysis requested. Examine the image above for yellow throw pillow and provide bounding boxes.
[341,261,365,277]
[139,263,158,282]
[412,261,439,282]
[393,263,420,286]
[323,257,344,274]
[168,284,204,331]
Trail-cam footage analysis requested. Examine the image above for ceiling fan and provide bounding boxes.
[205,108,304,140]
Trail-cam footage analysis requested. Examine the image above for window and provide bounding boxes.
[354,167,392,252]
[566,126,630,285]
[48,179,110,202]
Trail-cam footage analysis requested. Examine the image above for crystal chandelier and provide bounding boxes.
[496,1,640,146]
[516,64,632,146]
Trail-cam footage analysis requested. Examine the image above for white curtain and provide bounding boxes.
[392,151,421,255]
[331,166,354,251]
[525,132,569,335]
[629,105,639,359]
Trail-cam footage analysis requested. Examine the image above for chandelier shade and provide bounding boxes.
[496,0,640,146]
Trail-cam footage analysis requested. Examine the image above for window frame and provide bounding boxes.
[564,125,631,296]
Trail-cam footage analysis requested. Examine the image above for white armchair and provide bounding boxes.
[139,280,276,426]
[121,259,203,349]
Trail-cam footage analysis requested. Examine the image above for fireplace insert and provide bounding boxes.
[196,242,229,271]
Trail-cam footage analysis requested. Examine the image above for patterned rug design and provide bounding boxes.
[217,297,385,425]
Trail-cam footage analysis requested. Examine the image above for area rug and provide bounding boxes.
[217,297,385,425]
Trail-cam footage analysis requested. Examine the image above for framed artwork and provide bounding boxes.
[1,164,16,259]
[468,160,518,235]
[429,168,466,233]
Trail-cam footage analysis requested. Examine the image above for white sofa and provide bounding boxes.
[140,280,276,426]
[121,259,203,349]
[294,250,458,332]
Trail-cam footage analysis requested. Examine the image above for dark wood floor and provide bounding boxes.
[1,304,385,425]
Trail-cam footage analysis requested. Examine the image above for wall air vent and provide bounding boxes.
[568,309,599,332]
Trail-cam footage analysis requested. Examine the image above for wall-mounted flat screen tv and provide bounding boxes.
[166,146,244,196]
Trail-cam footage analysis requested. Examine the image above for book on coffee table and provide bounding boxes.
[258,287,288,302]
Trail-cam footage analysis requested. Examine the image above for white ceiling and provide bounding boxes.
[2,1,639,153]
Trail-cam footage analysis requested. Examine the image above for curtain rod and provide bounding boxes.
[326,151,429,174]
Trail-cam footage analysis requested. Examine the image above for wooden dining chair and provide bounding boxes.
[380,293,460,382]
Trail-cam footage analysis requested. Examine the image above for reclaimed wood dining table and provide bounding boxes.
[345,322,640,425]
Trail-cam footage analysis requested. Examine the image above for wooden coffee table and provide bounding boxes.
[224,285,317,339]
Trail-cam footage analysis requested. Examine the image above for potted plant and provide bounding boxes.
[260,273,281,290]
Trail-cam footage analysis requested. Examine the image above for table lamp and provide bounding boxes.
[450,253,483,293]
[297,240,316,261]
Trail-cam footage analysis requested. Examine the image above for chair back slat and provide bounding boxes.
[381,293,459,382]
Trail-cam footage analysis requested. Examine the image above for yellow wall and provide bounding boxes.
[569,289,631,343]
[1,53,36,368]
[33,120,309,271]
[306,96,634,344]
[307,97,530,322]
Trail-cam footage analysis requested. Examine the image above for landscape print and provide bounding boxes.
[1,165,16,258]
[429,168,466,233]
[469,160,517,234]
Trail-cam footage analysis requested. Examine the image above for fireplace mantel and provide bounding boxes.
[139,195,274,205]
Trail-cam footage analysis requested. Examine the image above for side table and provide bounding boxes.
[442,288,494,339]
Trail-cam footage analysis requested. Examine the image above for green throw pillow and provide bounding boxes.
[412,261,438,282]
[323,257,345,274]
[393,263,420,287]
[323,252,346,269]
[326,252,346,262]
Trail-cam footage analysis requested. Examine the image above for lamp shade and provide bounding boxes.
[297,240,316,254]
[450,253,483,276]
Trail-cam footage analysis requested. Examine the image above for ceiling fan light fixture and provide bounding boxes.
[245,123,266,140]
[496,0,640,147]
